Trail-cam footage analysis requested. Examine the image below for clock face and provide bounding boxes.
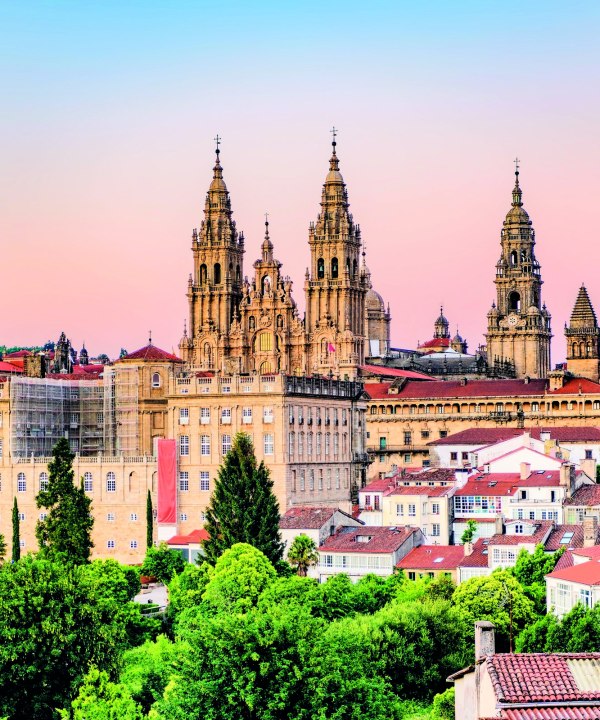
[508,313,519,326]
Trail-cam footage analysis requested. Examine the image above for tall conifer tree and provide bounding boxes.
[11,498,20,562]
[36,438,94,565]
[203,432,284,565]
[146,489,153,550]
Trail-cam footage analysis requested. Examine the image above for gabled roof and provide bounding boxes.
[366,378,548,400]
[458,538,490,568]
[167,528,209,545]
[487,521,553,547]
[279,506,361,530]
[454,475,520,497]
[487,653,600,703]
[545,524,586,551]
[119,344,183,363]
[550,378,600,395]
[564,485,600,507]
[396,545,464,570]
[0,361,23,374]
[387,485,454,498]
[319,525,419,554]
[546,560,600,586]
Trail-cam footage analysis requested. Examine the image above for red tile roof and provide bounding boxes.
[564,485,600,507]
[360,364,434,381]
[360,477,395,493]
[418,338,451,349]
[387,485,454,497]
[319,526,419,554]
[4,350,32,358]
[501,708,600,719]
[573,547,600,562]
[368,378,548,400]
[167,528,209,545]
[0,361,23,374]
[554,549,575,571]
[546,560,600,586]
[549,378,600,395]
[454,476,519,497]
[430,426,600,446]
[487,653,600,703]
[487,522,553,547]
[545,524,585,551]
[396,545,464,570]
[280,506,359,530]
[458,538,490,568]
[119,344,183,363]
[364,382,394,399]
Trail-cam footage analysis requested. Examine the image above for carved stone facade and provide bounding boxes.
[565,284,600,382]
[180,139,385,380]
[485,169,552,379]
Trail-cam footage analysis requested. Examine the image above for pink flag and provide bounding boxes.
[328,343,336,353]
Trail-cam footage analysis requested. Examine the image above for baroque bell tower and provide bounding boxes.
[180,138,245,368]
[305,131,369,378]
[565,284,600,382]
[485,162,552,378]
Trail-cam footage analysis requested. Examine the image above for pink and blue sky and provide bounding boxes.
[1,1,599,361]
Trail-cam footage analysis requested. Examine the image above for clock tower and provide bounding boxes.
[485,163,552,379]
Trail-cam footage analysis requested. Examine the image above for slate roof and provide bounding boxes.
[487,653,600,703]
[396,545,464,570]
[319,526,419,554]
[279,507,359,529]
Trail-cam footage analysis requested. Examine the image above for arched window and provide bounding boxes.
[199,264,207,284]
[331,257,339,279]
[510,250,518,265]
[214,263,221,284]
[508,291,521,312]
[39,472,48,492]
[259,360,274,375]
[152,372,161,388]
[106,472,116,492]
[353,259,358,277]
[262,275,271,294]
[17,472,26,492]
[317,258,325,279]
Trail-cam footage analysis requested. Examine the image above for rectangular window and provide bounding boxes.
[106,476,116,492]
[421,431,429,439]
[404,453,411,463]
[18,512,25,521]
[335,469,340,489]
[396,503,404,517]
[179,435,189,456]
[404,431,412,445]
[580,588,592,608]
[298,433,304,456]
[18,479,26,493]
[200,407,211,424]
[408,504,416,517]
[107,540,115,549]
[242,407,253,424]
[221,408,231,424]
[432,503,440,515]
[200,472,210,491]
[300,470,306,491]
[333,434,339,456]
[462,452,469,461]
[325,434,330,456]
[450,452,458,461]
[0,439,3,457]
[379,437,387,449]
[130,513,138,521]
[130,540,138,549]
[179,408,189,424]
[439,431,447,438]
[180,513,188,522]
[201,435,211,456]
[432,523,440,537]
[586,449,593,459]
[263,406,273,423]
[97,412,104,424]
[264,434,274,455]
[179,472,189,491]
[84,475,93,492]
[222,434,232,455]
[288,433,295,458]
[323,554,333,568]
[107,513,115,522]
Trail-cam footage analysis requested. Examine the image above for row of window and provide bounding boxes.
[107,540,139,549]
[288,431,347,459]
[289,407,348,425]
[179,406,275,424]
[394,502,441,516]
[179,472,211,491]
[290,468,348,492]
[454,496,503,514]
[320,554,392,570]
[12,471,117,493]
[370,400,600,415]
[179,434,272,457]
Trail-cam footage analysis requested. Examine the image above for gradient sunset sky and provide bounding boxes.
[2,1,599,361]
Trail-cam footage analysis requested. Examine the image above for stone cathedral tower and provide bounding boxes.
[485,165,552,379]
[304,135,369,378]
[565,284,600,382]
[180,143,245,369]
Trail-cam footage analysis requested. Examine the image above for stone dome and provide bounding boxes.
[366,288,385,312]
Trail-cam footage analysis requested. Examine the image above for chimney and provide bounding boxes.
[475,621,496,660]
[464,541,474,557]
[583,515,598,548]
[495,515,504,536]
[520,462,531,481]
[559,463,571,489]
[581,458,597,483]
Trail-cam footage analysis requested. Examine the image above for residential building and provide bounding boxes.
[317,525,423,582]
[449,622,600,720]
[396,544,464,583]
[167,528,209,564]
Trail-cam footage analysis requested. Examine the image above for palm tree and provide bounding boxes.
[287,534,319,577]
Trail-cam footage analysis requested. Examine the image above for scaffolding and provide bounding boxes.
[113,366,139,456]
[10,376,107,457]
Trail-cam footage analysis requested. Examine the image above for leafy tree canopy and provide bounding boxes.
[59,667,143,720]
[287,534,319,577]
[141,543,186,584]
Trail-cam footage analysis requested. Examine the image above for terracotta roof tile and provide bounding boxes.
[545,525,585,551]
[319,525,419,554]
[549,378,600,395]
[280,507,349,530]
[458,537,490,567]
[546,560,600,586]
[487,653,600,703]
[430,426,600,446]
[501,709,600,719]
[396,545,464,570]
[167,528,209,545]
[565,485,600,507]
[119,344,183,363]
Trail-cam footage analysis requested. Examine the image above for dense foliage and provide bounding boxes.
[141,543,186,584]
[203,433,284,565]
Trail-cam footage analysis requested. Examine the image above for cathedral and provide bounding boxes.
[178,136,390,379]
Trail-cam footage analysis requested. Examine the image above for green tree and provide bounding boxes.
[0,533,6,563]
[511,544,564,616]
[141,542,186,584]
[452,570,535,651]
[431,687,455,719]
[287,534,319,577]
[460,519,477,545]
[201,543,276,613]
[12,497,20,562]
[146,490,153,550]
[203,433,284,566]
[36,438,93,565]
[168,562,212,621]
[0,556,128,720]
[59,667,143,720]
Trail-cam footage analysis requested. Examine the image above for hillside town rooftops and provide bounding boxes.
[319,526,419,554]
[396,545,464,571]
[279,507,359,529]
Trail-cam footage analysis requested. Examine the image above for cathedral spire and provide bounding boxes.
[570,284,598,327]
[512,157,522,207]
[261,213,274,262]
